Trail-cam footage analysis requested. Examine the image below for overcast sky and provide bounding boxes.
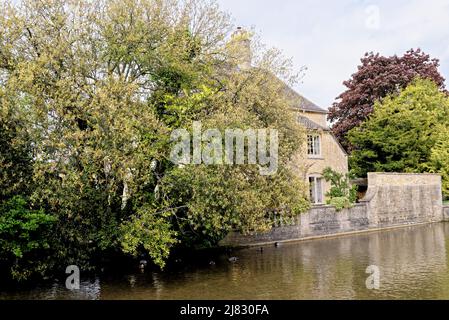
[216,0,449,109]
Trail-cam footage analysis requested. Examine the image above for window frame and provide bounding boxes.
[308,175,323,204]
[307,134,321,157]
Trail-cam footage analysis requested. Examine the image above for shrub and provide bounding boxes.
[322,167,357,211]
[328,197,353,211]
[0,196,56,281]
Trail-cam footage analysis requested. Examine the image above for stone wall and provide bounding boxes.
[443,206,449,221]
[361,173,443,226]
[220,204,368,246]
[220,173,444,247]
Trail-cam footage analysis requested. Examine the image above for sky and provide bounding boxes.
[216,0,449,109]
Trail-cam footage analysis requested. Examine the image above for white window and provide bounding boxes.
[309,176,323,204]
[307,134,321,156]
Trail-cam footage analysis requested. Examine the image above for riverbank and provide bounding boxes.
[221,173,444,247]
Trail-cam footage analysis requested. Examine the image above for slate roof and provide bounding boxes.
[297,115,329,131]
[282,84,329,114]
[255,70,329,114]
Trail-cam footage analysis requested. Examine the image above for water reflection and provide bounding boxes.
[0,278,101,300]
[3,223,449,300]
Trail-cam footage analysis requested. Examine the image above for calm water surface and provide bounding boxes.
[3,222,449,300]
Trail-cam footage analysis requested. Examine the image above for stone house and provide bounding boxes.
[284,86,349,204]
[230,27,349,204]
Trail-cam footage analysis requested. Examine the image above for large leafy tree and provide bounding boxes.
[121,31,310,256]
[0,0,309,279]
[348,78,449,194]
[329,49,446,151]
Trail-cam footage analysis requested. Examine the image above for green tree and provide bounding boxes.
[0,0,231,275]
[0,0,309,279]
[348,78,449,195]
[328,49,446,151]
[0,196,56,281]
[121,35,310,252]
[429,127,449,198]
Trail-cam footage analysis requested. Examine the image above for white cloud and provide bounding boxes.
[217,0,449,109]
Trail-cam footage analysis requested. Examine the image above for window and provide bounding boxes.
[307,134,321,156]
[309,176,323,204]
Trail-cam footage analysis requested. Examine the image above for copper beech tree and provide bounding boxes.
[329,49,446,151]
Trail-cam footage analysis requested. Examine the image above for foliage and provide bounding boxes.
[120,205,178,269]
[0,92,33,202]
[161,165,309,246]
[329,49,446,151]
[348,78,449,197]
[0,0,309,280]
[0,196,56,281]
[328,197,353,212]
[429,127,449,197]
[322,167,357,211]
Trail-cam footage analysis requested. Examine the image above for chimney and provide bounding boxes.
[229,27,252,70]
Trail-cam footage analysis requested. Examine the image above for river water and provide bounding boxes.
[3,222,449,300]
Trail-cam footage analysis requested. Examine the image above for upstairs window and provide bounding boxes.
[307,134,321,156]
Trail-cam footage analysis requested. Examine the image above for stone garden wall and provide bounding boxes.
[443,205,449,221]
[220,173,444,247]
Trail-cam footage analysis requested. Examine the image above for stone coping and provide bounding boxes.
[309,203,366,208]
[368,172,441,176]
[228,221,440,248]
